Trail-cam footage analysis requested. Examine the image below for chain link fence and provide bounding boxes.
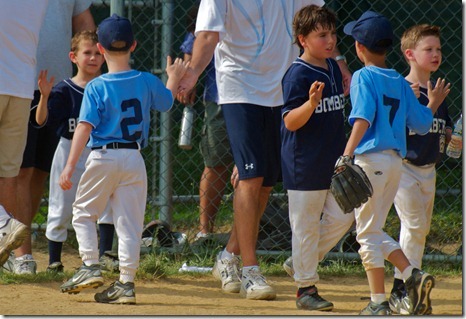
[35,0,462,264]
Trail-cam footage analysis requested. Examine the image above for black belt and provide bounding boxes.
[92,142,139,150]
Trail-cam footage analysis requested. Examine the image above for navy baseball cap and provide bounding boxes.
[97,14,134,51]
[343,11,393,51]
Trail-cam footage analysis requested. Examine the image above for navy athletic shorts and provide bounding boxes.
[21,90,60,172]
[221,103,281,187]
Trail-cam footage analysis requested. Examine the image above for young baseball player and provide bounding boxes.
[281,5,355,311]
[342,11,450,315]
[34,30,114,273]
[389,24,453,315]
[58,14,188,304]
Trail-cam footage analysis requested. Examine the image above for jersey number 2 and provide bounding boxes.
[383,95,400,126]
[121,98,142,141]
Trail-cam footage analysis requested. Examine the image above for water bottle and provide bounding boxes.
[178,105,195,150]
[446,114,463,158]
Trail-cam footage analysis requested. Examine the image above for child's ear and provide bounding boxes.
[297,34,306,48]
[69,51,77,63]
[404,49,415,61]
[97,43,106,54]
[130,40,138,52]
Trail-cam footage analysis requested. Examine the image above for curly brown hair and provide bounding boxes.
[71,30,98,53]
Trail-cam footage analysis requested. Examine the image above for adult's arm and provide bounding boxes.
[178,31,219,98]
[72,8,96,33]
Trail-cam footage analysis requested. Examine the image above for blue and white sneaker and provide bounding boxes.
[60,263,104,294]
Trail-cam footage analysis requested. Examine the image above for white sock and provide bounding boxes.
[371,293,386,304]
[0,205,11,226]
[120,274,134,284]
[402,265,414,282]
[83,259,99,266]
[220,249,234,260]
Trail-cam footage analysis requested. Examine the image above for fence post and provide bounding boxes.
[158,0,175,225]
[110,0,124,16]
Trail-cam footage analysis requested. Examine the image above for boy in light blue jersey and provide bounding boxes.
[341,11,450,315]
[58,14,188,304]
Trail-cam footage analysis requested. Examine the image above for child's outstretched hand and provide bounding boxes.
[428,78,451,111]
[38,70,55,98]
[166,56,189,81]
[309,81,325,108]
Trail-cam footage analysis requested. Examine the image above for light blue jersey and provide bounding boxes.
[348,66,433,157]
[80,70,173,148]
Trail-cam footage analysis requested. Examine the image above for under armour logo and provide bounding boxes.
[245,163,254,170]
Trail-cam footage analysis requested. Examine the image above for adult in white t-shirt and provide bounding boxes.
[178,0,351,300]
[14,0,97,275]
[0,0,48,265]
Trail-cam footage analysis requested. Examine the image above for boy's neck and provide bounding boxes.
[105,53,132,73]
[300,51,328,69]
[405,67,431,88]
[72,71,101,88]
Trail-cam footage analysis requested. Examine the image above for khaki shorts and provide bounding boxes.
[199,101,233,168]
[0,95,31,177]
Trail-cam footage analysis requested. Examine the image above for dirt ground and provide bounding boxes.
[0,244,462,316]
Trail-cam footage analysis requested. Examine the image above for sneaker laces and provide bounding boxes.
[244,267,268,286]
[225,255,240,280]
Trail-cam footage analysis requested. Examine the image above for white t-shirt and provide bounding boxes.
[195,0,325,107]
[35,0,93,89]
[0,1,48,99]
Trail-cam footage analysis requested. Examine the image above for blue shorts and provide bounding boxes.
[222,103,281,187]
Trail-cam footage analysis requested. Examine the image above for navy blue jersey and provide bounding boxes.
[281,58,346,190]
[46,78,85,140]
[405,83,452,165]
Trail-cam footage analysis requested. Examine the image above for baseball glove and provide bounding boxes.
[330,155,373,214]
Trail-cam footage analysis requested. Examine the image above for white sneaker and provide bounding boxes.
[240,267,276,300]
[212,252,241,293]
[283,256,294,277]
[0,218,29,265]
[13,254,37,275]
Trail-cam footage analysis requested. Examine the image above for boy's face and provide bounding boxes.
[299,24,336,61]
[406,35,442,72]
[70,40,105,76]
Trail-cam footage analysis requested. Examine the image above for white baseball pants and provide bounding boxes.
[288,189,354,288]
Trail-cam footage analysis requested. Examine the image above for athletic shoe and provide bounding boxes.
[94,280,136,304]
[60,264,104,294]
[240,267,276,300]
[99,251,119,273]
[1,252,15,273]
[296,286,333,311]
[388,289,410,315]
[0,218,29,266]
[46,261,64,273]
[405,268,435,315]
[12,254,37,275]
[283,256,294,277]
[212,252,241,293]
[359,301,391,315]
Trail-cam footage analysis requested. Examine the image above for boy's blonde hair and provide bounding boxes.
[293,5,336,51]
[71,30,98,54]
[401,24,441,53]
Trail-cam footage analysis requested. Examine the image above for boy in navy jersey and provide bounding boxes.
[58,15,188,304]
[389,24,453,315]
[280,5,354,311]
[342,11,450,315]
[34,31,113,273]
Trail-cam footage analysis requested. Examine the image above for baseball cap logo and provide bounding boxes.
[97,14,134,51]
